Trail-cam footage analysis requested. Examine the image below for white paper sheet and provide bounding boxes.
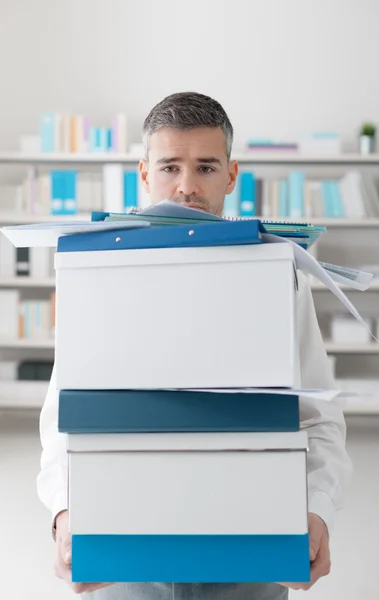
[176,388,342,401]
[262,233,379,342]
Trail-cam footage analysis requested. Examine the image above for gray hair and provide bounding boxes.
[142,92,234,160]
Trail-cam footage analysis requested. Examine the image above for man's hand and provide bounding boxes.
[54,510,112,595]
[279,512,331,591]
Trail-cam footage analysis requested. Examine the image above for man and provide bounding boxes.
[37,92,352,599]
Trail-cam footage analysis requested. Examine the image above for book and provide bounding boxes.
[58,389,300,433]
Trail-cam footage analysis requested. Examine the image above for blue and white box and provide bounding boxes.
[67,431,310,583]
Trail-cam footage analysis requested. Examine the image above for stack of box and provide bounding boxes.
[55,221,310,584]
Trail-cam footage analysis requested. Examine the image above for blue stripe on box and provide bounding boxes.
[72,534,310,583]
[58,390,299,433]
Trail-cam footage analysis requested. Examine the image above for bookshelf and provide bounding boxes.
[0,277,55,288]
[0,151,379,414]
[2,151,379,165]
[0,338,54,349]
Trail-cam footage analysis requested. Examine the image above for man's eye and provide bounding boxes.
[163,166,178,173]
[199,166,214,174]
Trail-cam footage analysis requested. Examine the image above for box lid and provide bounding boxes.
[67,430,308,453]
[55,242,295,271]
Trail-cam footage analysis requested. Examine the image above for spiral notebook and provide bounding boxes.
[92,200,326,249]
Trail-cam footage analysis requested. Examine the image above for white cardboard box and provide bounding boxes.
[68,431,308,536]
[331,314,372,344]
[55,243,300,389]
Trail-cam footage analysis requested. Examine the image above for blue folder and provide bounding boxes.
[58,389,300,433]
[57,220,262,253]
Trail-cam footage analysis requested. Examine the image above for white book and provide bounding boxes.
[114,113,128,152]
[77,175,91,213]
[37,174,52,215]
[91,174,103,211]
[331,314,372,344]
[0,185,19,212]
[29,301,36,340]
[0,233,16,276]
[102,164,124,213]
[339,172,366,218]
[30,247,50,278]
[0,290,19,339]
[0,361,18,381]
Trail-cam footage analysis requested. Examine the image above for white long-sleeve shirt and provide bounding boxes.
[36,270,352,533]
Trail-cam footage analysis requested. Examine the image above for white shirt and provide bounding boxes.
[36,270,352,533]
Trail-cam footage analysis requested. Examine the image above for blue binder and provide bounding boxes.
[58,389,299,433]
[56,220,262,253]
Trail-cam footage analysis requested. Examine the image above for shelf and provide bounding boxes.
[0,338,54,349]
[0,212,90,224]
[0,380,48,409]
[0,153,141,165]
[1,211,379,229]
[335,379,379,415]
[311,218,379,227]
[233,152,379,165]
[0,277,55,288]
[343,403,379,415]
[1,152,379,165]
[325,342,379,354]
[311,281,379,291]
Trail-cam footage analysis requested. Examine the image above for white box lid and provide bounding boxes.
[55,242,295,271]
[67,431,308,453]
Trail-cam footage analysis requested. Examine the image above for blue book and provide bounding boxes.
[239,172,256,217]
[107,128,113,151]
[89,128,97,152]
[123,171,138,209]
[278,180,288,217]
[321,181,333,217]
[64,171,77,215]
[99,128,107,152]
[288,172,305,218]
[40,113,55,153]
[50,171,65,215]
[331,181,344,218]
[223,174,240,218]
[58,389,299,433]
[57,219,263,253]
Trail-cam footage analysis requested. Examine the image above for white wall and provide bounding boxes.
[0,0,379,153]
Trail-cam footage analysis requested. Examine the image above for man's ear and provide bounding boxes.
[226,160,238,194]
[139,159,150,193]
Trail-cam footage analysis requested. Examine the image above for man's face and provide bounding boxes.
[140,127,238,216]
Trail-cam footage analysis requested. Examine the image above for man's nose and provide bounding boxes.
[177,172,199,197]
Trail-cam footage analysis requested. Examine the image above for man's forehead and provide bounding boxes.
[148,126,227,160]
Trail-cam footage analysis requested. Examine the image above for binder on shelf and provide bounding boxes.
[58,389,300,433]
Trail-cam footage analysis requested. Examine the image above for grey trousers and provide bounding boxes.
[83,583,288,600]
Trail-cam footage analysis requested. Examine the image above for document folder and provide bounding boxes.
[57,219,262,253]
[58,389,300,433]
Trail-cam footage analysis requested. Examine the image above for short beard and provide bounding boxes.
[169,195,210,212]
